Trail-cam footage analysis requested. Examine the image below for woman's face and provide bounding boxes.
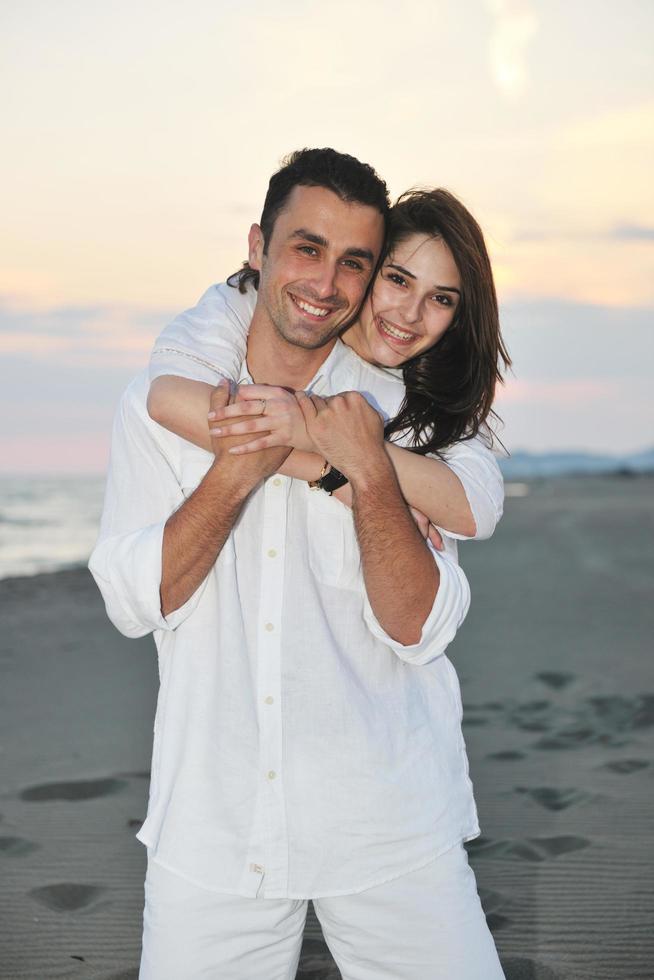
[352,233,461,368]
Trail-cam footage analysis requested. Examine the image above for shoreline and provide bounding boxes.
[1,475,652,979]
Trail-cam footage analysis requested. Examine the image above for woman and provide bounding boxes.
[148,188,510,543]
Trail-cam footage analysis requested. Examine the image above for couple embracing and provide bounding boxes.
[90,147,510,978]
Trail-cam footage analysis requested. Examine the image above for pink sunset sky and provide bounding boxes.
[1,0,652,474]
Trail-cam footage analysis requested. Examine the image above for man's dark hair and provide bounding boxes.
[230,147,390,291]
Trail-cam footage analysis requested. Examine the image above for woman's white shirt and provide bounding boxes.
[149,281,504,541]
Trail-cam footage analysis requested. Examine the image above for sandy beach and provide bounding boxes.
[1,474,652,980]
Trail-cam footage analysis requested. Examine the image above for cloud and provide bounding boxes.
[610,224,654,242]
[510,223,654,244]
[485,0,539,99]
[0,297,174,367]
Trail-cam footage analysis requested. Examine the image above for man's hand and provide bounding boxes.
[296,390,386,486]
[208,381,291,488]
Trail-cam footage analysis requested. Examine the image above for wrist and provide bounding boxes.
[207,458,258,501]
[348,451,395,494]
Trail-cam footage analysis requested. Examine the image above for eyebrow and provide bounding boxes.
[291,229,375,264]
[387,262,461,296]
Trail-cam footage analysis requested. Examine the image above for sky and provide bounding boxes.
[1,0,652,473]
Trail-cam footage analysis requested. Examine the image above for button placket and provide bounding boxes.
[253,475,290,894]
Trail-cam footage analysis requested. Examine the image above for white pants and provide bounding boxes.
[139,843,505,980]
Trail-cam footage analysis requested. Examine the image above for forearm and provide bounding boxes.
[385,442,475,536]
[351,455,439,646]
[148,377,215,451]
[160,462,251,616]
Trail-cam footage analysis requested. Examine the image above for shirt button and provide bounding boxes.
[267,770,277,780]
[272,478,282,487]
[265,622,274,632]
[264,696,274,705]
[267,548,277,558]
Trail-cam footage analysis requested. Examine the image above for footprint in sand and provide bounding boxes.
[486,750,526,761]
[502,956,564,979]
[535,671,575,691]
[0,835,40,857]
[468,835,589,862]
[514,786,594,811]
[29,883,106,912]
[21,778,127,802]
[599,758,650,774]
[105,971,139,980]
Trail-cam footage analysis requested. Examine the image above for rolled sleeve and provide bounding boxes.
[440,430,505,541]
[89,522,207,638]
[149,282,255,385]
[362,544,471,666]
[88,373,207,640]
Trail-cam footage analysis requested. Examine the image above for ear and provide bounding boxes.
[248,224,264,271]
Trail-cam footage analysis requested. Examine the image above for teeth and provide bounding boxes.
[380,319,414,341]
[294,296,329,317]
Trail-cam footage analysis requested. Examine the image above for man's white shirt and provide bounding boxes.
[90,319,486,899]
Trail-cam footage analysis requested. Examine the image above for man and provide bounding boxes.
[90,149,504,979]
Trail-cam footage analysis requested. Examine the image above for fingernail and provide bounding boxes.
[209,427,222,435]
[207,411,216,419]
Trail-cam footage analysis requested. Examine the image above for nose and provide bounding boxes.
[400,293,423,325]
[310,260,339,301]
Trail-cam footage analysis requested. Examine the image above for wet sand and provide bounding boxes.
[0,475,652,980]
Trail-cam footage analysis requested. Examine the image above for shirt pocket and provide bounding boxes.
[306,489,361,590]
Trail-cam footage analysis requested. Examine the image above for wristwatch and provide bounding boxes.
[308,462,350,495]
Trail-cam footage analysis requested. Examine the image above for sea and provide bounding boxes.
[1,448,652,581]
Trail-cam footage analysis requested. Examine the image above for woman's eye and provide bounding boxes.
[387,272,407,287]
[433,294,453,307]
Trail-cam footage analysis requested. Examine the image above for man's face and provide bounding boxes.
[248,185,385,351]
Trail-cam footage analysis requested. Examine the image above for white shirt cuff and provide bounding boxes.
[362,546,470,666]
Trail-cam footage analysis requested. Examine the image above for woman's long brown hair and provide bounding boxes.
[382,189,511,454]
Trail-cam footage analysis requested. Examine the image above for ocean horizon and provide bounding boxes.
[1,448,652,581]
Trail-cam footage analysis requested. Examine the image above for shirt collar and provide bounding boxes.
[239,338,354,394]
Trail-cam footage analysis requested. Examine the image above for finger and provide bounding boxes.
[228,436,278,455]
[234,384,286,401]
[428,525,444,551]
[310,394,328,412]
[208,400,265,421]
[409,507,429,539]
[209,418,272,437]
[208,379,230,415]
[296,390,318,422]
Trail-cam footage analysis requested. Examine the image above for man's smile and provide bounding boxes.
[288,291,336,321]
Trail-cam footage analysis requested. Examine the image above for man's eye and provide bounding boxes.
[343,259,363,271]
[298,245,318,256]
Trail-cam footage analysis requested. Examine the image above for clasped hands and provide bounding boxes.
[207,382,386,482]
[206,381,443,550]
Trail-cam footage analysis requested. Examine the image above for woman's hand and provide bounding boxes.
[208,383,315,455]
[409,506,444,551]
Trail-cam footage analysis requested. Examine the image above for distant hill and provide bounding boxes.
[499,447,654,480]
